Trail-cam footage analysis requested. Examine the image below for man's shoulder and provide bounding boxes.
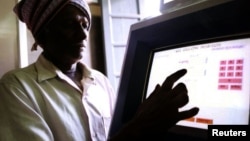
[0,64,36,83]
[91,69,106,77]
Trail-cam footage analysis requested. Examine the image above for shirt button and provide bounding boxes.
[92,133,97,138]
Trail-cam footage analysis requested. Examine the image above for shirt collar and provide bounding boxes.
[35,54,95,83]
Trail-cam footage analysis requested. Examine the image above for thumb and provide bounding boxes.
[178,107,199,121]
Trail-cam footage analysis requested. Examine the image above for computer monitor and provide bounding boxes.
[108,0,250,140]
[145,36,250,139]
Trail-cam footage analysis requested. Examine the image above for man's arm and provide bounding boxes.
[0,81,53,141]
[108,69,199,141]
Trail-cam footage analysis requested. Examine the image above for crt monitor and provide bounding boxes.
[108,0,250,140]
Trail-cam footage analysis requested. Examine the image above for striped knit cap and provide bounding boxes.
[14,0,91,39]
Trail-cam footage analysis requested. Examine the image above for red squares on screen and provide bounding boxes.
[218,58,243,91]
[218,85,229,90]
[228,60,235,65]
[227,72,234,77]
[220,60,227,65]
[235,72,242,77]
[236,65,243,70]
[227,66,234,71]
[236,59,243,64]
[220,66,226,71]
[230,85,242,90]
[219,72,225,77]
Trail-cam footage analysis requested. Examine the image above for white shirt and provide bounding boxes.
[0,55,116,141]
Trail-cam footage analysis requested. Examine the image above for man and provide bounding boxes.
[0,0,199,141]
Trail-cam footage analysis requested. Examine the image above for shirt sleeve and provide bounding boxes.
[0,80,54,141]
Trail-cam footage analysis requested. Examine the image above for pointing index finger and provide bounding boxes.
[161,69,187,92]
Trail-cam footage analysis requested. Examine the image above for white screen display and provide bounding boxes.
[146,37,250,129]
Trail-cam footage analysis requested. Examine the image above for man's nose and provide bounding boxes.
[76,24,88,40]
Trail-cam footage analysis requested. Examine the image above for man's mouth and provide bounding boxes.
[71,42,85,48]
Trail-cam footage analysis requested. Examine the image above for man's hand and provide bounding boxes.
[133,69,199,133]
[108,69,199,141]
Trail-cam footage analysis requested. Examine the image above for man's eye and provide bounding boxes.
[82,23,88,29]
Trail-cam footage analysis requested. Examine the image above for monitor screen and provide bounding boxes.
[145,37,250,130]
[108,0,250,140]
